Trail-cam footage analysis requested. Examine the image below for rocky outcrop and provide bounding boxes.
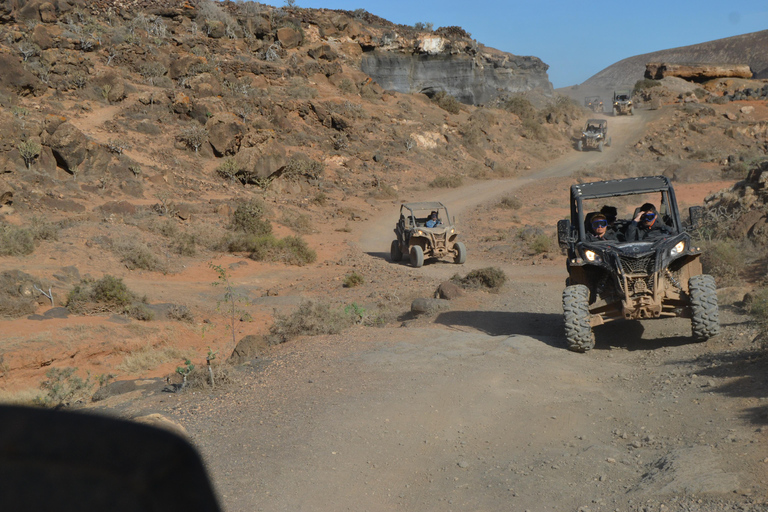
[362,37,552,105]
[579,30,768,92]
[645,62,752,81]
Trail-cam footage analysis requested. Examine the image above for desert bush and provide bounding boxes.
[337,78,356,95]
[517,226,552,254]
[453,267,507,292]
[113,240,166,272]
[216,157,242,182]
[634,79,661,92]
[67,275,136,314]
[280,211,313,234]
[30,216,59,241]
[186,363,235,389]
[17,139,41,168]
[126,303,154,321]
[497,195,522,210]
[0,224,35,256]
[267,300,356,344]
[521,118,548,142]
[429,174,463,188]
[311,192,328,206]
[700,239,744,284]
[179,125,209,154]
[282,153,324,180]
[502,95,537,122]
[343,272,364,288]
[746,288,768,324]
[274,236,317,266]
[167,304,194,322]
[117,344,190,374]
[230,199,272,236]
[432,91,461,114]
[529,234,552,254]
[369,182,398,200]
[460,121,483,146]
[287,78,318,99]
[33,367,93,408]
[138,61,167,85]
[171,232,197,256]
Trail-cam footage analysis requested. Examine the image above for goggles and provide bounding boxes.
[642,212,656,222]
[591,219,608,228]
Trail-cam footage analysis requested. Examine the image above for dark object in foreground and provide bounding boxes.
[557,176,719,352]
[0,405,221,512]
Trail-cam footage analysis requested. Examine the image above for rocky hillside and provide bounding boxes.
[0,0,567,215]
[563,30,768,100]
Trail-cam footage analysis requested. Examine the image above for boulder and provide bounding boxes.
[411,298,451,315]
[308,44,338,61]
[188,72,222,98]
[228,334,269,365]
[205,20,226,39]
[276,27,302,49]
[39,2,56,23]
[436,281,464,300]
[92,72,126,103]
[0,54,44,96]
[205,113,245,156]
[234,142,286,182]
[32,23,57,49]
[43,121,87,171]
[168,54,207,80]
[645,62,753,81]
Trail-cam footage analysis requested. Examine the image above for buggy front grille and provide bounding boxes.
[433,232,447,250]
[619,254,655,275]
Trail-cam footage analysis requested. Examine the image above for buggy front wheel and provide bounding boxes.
[453,242,467,264]
[410,246,424,268]
[563,284,595,352]
[689,274,719,341]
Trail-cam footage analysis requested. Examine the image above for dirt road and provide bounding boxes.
[122,110,767,512]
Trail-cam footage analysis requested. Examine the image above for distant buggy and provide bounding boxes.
[557,176,719,352]
[391,202,466,268]
[584,96,603,113]
[613,90,634,115]
[577,119,611,152]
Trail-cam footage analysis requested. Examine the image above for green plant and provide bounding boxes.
[344,302,365,323]
[502,95,537,122]
[210,262,251,347]
[67,275,136,314]
[429,174,463,188]
[343,272,364,288]
[529,234,552,254]
[176,359,194,390]
[17,140,41,169]
[33,367,93,408]
[216,158,241,182]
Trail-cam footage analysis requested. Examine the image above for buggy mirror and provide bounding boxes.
[0,405,221,512]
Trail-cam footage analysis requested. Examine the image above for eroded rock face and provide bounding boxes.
[646,62,753,81]
[362,44,552,105]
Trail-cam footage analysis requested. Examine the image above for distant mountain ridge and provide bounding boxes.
[580,30,768,92]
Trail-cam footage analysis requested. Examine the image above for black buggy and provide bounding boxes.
[557,176,719,352]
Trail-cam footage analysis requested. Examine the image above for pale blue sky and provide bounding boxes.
[285,0,767,88]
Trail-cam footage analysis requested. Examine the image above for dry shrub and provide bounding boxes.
[113,240,166,272]
[267,301,355,344]
[0,224,35,256]
[117,344,191,374]
[67,275,143,315]
[229,198,272,236]
[700,240,744,285]
[497,195,522,210]
[343,272,364,288]
[746,288,768,325]
[280,211,313,234]
[432,91,461,114]
[186,364,236,389]
[429,174,463,188]
[454,267,507,292]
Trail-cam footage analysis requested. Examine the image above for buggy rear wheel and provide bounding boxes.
[689,274,719,341]
[563,284,594,352]
[410,245,424,268]
[453,241,467,264]
[390,240,402,262]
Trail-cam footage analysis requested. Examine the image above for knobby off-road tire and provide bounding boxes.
[390,240,402,262]
[563,284,595,352]
[598,141,604,152]
[689,274,720,341]
[454,241,467,264]
[576,140,583,151]
[410,245,424,268]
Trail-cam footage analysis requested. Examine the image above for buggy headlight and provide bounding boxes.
[417,230,424,236]
[670,241,685,256]
[584,250,598,262]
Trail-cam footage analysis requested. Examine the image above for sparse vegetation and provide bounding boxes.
[229,199,272,236]
[33,367,93,408]
[279,210,313,234]
[343,272,364,288]
[453,267,507,292]
[118,344,191,374]
[497,195,522,210]
[700,239,745,285]
[0,224,35,256]
[267,300,356,345]
[179,125,209,154]
[432,91,461,114]
[429,174,463,188]
[17,139,41,169]
[282,153,324,181]
[67,275,141,315]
